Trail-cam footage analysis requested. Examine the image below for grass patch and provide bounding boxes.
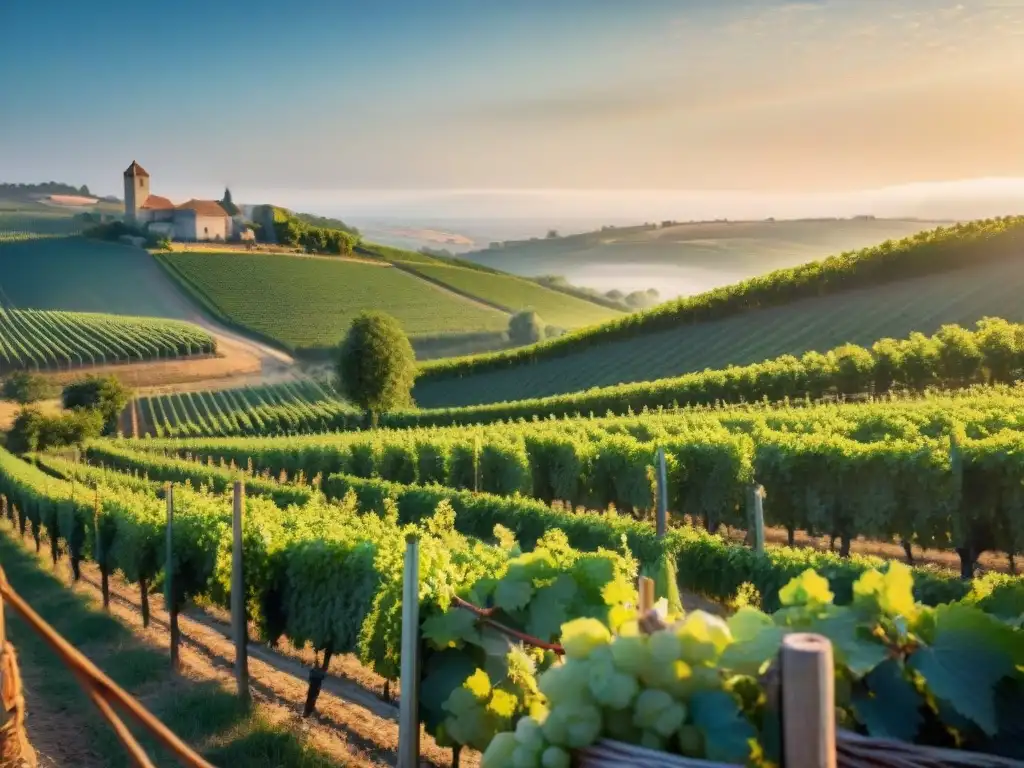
[0,526,346,768]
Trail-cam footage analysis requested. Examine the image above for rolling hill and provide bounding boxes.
[461,216,947,298]
[394,261,622,329]
[155,250,512,353]
[412,217,1024,408]
[0,237,200,319]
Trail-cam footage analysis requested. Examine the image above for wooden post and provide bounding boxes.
[655,448,668,538]
[780,633,836,768]
[638,576,655,614]
[231,480,250,702]
[397,534,420,768]
[166,484,180,673]
[751,484,765,555]
[95,486,109,611]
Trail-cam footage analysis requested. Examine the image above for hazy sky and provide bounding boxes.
[2,0,1023,210]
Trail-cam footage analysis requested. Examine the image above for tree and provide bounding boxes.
[546,229,559,239]
[6,408,45,454]
[508,311,545,346]
[61,375,131,435]
[2,371,52,405]
[337,312,416,424]
[6,407,102,454]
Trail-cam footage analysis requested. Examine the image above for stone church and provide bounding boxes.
[123,161,246,242]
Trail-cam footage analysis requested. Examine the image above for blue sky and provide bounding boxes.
[2,0,1023,215]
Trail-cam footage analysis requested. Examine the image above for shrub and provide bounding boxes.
[337,311,417,423]
[61,375,131,435]
[6,407,102,454]
[509,311,545,345]
[1,372,52,405]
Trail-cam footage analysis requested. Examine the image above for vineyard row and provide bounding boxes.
[0,306,215,374]
[77,442,1022,609]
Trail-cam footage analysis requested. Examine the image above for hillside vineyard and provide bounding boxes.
[0,307,215,374]
[139,318,1024,437]
[415,218,1024,405]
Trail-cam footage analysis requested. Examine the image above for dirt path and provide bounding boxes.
[11,527,472,768]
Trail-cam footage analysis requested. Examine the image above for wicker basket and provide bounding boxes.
[575,733,1024,768]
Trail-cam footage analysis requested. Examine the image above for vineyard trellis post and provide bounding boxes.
[231,480,250,702]
[397,533,421,768]
[166,484,180,673]
[780,633,836,768]
[655,447,668,538]
[750,484,765,555]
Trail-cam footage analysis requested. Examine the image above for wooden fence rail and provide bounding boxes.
[0,566,216,768]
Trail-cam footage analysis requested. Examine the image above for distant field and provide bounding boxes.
[463,217,943,297]
[157,251,510,352]
[0,307,214,375]
[0,237,197,319]
[413,256,1024,407]
[398,262,622,329]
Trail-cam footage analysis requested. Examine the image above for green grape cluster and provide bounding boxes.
[483,610,743,767]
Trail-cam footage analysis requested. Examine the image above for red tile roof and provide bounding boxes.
[140,195,174,210]
[175,199,230,217]
[124,160,150,178]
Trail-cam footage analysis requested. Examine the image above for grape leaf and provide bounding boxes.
[689,690,756,764]
[495,578,534,612]
[420,650,480,732]
[850,659,923,742]
[527,584,573,640]
[908,603,1016,735]
[422,608,480,649]
[810,607,888,677]
[720,622,786,676]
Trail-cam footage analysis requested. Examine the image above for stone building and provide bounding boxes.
[123,161,245,241]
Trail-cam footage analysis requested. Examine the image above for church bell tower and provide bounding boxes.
[123,160,150,223]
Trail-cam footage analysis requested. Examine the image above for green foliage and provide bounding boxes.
[271,208,359,255]
[1,371,52,404]
[0,445,634,758]
[406,319,1024,425]
[6,407,102,454]
[337,311,417,418]
[62,375,131,435]
[483,563,1023,766]
[509,311,545,346]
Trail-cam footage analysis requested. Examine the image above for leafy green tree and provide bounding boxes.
[509,311,545,346]
[61,375,131,435]
[337,312,416,424]
[2,371,52,405]
[6,408,45,454]
[6,407,103,454]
